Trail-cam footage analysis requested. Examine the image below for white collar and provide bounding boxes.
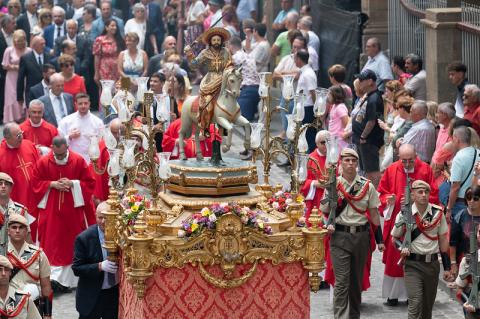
[49,90,61,100]
[54,150,69,165]
[29,119,43,127]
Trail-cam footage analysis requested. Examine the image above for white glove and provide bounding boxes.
[100,260,118,274]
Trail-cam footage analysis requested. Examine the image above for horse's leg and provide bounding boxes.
[194,122,203,161]
[178,128,187,160]
[216,116,233,153]
[235,115,251,150]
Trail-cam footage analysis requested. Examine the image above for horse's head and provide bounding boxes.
[222,66,243,98]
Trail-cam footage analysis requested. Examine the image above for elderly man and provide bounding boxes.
[404,54,427,100]
[297,16,319,55]
[147,36,190,77]
[17,36,50,106]
[399,101,436,163]
[431,102,456,179]
[391,180,450,319]
[0,255,41,318]
[58,93,103,164]
[73,202,119,319]
[462,84,480,135]
[361,38,393,92]
[50,39,81,72]
[378,144,438,306]
[32,136,95,293]
[0,123,39,219]
[7,214,52,318]
[20,100,58,155]
[447,61,468,117]
[43,6,67,54]
[39,73,74,127]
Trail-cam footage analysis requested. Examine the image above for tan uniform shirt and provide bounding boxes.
[391,203,448,255]
[8,242,51,291]
[0,286,41,319]
[321,174,380,226]
[455,250,480,288]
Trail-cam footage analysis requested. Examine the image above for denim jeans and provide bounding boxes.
[237,85,260,122]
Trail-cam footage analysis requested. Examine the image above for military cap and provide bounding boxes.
[8,214,28,227]
[340,148,359,159]
[0,172,13,185]
[411,180,431,191]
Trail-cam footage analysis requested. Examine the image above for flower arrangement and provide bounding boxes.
[268,191,304,212]
[121,194,151,226]
[178,202,273,238]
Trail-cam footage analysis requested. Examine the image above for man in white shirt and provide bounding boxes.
[246,23,270,73]
[58,93,104,164]
[298,16,319,56]
[404,53,427,101]
[295,49,317,153]
[362,38,393,92]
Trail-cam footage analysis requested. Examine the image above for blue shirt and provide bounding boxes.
[89,16,125,42]
[273,8,298,24]
[451,146,479,198]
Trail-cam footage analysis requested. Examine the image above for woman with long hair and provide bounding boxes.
[92,19,125,84]
[2,29,30,123]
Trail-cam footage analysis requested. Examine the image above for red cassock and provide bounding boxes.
[378,158,438,277]
[300,149,326,222]
[0,139,40,216]
[19,119,58,148]
[91,140,110,202]
[31,151,96,266]
[162,119,221,159]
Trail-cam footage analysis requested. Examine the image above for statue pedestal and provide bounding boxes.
[119,261,310,319]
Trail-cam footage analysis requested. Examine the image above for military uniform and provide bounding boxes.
[0,286,41,319]
[456,253,480,319]
[7,241,51,300]
[392,202,448,319]
[321,173,380,319]
[0,200,30,255]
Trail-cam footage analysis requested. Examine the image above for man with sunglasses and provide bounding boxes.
[0,123,40,225]
[320,148,382,319]
[391,180,451,319]
[378,143,438,306]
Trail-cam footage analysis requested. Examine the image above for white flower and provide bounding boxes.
[285,198,292,204]
[219,202,228,208]
[272,202,280,209]
[274,191,283,197]
[177,229,186,238]
[208,214,217,222]
[241,215,249,224]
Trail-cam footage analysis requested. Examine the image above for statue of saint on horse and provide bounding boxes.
[182,27,251,164]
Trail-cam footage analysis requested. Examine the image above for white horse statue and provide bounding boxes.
[179,67,251,162]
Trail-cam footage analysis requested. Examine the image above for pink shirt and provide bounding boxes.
[435,126,450,151]
[328,103,349,150]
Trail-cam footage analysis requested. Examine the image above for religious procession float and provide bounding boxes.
[88,28,334,319]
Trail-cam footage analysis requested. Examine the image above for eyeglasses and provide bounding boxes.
[42,14,52,18]
[466,191,480,202]
[8,5,20,8]
[401,158,415,164]
[16,131,23,139]
[0,181,11,186]
[60,63,73,68]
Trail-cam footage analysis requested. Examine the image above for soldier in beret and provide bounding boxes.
[391,179,451,319]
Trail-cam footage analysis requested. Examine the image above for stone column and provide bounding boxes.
[361,0,389,49]
[421,8,462,103]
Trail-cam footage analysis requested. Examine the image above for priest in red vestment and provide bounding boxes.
[162,119,221,159]
[32,136,95,290]
[19,99,58,156]
[377,143,438,305]
[301,130,329,222]
[0,123,40,220]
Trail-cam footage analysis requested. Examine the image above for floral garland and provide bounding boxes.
[121,194,151,226]
[268,191,305,213]
[178,203,273,238]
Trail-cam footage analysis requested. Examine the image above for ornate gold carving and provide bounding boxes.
[169,162,255,173]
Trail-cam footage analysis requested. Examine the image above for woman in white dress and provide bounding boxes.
[124,3,158,56]
[117,32,148,80]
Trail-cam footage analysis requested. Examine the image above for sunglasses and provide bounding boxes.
[60,63,73,67]
[8,5,20,8]
[466,191,480,202]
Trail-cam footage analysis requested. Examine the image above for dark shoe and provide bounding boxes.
[240,151,253,161]
[239,149,249,156]
[277,160,291,167]
[51,280,71,294]
[385,298,398,306]
[319,281,329,290]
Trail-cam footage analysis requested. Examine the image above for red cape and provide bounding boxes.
[300,149,326,222]
[162,119,221,159]
[19,119,58,148]
[0,139,40,217]
[32,150,95,266]
[377,158,438,277]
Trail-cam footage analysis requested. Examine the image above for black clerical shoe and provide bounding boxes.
[384,298,399,306]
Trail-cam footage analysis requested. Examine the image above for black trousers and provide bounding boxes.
[79,286,119,319]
